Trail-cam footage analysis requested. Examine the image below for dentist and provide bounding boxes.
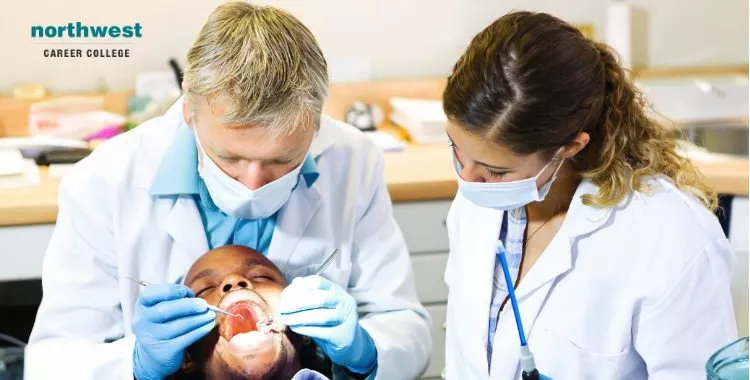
[441,11,738,380]
[27,3,430,379]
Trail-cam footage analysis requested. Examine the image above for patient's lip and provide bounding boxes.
[218,288,268,312]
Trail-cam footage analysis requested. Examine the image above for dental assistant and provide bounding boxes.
[441,11,738,380]
[26,3,430,380]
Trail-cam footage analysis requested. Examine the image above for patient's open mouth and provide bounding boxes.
[221,301,266,340]
[218,296,283,352]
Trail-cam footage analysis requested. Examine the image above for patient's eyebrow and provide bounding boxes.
[187,268,216,286]
[243,257,268,268]
[244,257,284,277]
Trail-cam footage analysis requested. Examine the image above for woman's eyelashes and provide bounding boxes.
[485,167,509,180]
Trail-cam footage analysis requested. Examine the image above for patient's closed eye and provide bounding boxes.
[196,286,215,297]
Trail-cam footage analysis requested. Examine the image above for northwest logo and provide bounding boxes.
[31,22,143,38]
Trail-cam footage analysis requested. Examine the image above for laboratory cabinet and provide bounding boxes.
[393,200,452,379]
[0,224,54,282]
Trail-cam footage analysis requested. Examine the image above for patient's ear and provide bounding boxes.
[166,352,197,380]
[183,352,196,372]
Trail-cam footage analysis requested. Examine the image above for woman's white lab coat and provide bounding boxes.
[25,98,431,380]
[443,178,738,380]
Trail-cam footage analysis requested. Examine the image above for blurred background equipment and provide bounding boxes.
[344,101,405,152]
[345,101,382,132]
[389,97,448,144]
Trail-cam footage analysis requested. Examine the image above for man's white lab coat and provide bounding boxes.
[26,97,431,380]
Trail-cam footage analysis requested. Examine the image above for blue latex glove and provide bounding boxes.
[278,275,377,374]
[540,374,552,380]
[131,284,216,380]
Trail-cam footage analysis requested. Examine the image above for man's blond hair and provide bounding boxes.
[183,1,328,135]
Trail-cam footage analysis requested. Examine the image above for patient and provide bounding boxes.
[170,245,332,380]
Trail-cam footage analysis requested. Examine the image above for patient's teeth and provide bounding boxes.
[256,317,283,334]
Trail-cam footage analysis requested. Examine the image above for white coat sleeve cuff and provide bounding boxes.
[94,334,137,380]
[24,335,136,380]
[359,310,432,380]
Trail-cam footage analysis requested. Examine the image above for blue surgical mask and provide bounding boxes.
[195,129,303,219]
[452,148,564,210]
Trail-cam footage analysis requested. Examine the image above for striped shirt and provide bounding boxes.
[487,207,527,369]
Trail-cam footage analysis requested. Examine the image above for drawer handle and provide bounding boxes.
[442,219,447,226]
[442,322,447,331]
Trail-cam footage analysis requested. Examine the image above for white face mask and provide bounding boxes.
[452,148,564,210]
[194,129,303,219]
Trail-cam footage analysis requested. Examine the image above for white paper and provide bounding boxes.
[0,136,88,150]
[389,97,449,144]
[0,149,26,176]
[363,131,406,152]
[29,110,125,140]
[136,71,181,101]
[389,98,446,122]
[0,159,40,188]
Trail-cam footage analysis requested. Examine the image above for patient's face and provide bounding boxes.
[183,245,298,379]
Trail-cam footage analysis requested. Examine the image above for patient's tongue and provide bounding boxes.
[226,303,258,339]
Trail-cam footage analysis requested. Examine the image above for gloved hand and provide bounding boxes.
[132,284,216,380]
[278,275,377,374]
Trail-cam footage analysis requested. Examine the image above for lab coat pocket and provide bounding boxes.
[532,325,631,380]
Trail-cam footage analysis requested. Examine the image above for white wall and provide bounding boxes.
[0,0,747,93]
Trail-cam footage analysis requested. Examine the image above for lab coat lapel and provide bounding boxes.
[266,182,322,273]
[165,196,209,282]
[489,232,570,379]
[510,180,614,302]
[460,202,503,375]
[489,180,615,379]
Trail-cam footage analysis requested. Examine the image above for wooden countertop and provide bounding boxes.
[1,69,748,226]
[0,142,747,227]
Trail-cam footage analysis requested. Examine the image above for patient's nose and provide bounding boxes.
[220,274,253,293]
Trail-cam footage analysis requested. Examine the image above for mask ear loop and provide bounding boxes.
[534,148,567,201]
[532,147,563,177]
[191,123,206,170]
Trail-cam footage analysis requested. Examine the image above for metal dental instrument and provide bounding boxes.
[258,248,343,333]
[313,248,341,276]
[123,276,243,319]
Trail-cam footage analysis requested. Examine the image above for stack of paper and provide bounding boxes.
[363,131,406,152]
[0,148,40,188]
[389,98,449,144]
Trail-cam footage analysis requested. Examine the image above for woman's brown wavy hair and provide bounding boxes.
[442,11,717,211]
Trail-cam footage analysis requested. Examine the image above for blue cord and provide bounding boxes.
[497,246,527,347]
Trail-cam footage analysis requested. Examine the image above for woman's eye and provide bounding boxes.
[196,286,215,297]
[486,168,507,180]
